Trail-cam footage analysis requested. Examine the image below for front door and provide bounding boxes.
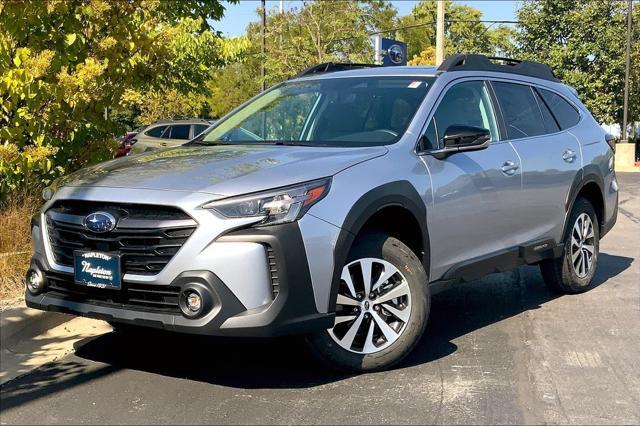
[420,80,523,279]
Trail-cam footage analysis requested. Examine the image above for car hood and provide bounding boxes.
[61,145,388,196]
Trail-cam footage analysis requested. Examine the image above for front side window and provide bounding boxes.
[426,80,499,149]
[493,82,547,139]
[195,77,435,147]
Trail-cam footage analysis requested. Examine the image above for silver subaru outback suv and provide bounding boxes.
[26,55,618,372]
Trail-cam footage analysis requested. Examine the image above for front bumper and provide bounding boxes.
[27,220,334,337]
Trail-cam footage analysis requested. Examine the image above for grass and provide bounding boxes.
[0,195,41,301]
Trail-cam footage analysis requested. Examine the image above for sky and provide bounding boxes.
[214,0,521,38]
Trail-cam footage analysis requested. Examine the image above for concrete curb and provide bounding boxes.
[1,305,110,385]
[0,304,71,348]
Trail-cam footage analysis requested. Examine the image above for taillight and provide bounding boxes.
[605,133,616,152]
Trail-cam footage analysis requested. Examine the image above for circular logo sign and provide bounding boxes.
[84,211,117,233]
[388,44,404,65]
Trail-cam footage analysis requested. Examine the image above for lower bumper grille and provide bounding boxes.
[45,271,181,314]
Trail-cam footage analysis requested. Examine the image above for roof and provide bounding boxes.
[291,55,559,83]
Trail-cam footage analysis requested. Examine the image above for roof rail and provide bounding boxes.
[437,54,559,82]
[295,62,381,78]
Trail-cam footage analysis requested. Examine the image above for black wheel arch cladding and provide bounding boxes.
[329,181,430,312]
[564,167,606,238]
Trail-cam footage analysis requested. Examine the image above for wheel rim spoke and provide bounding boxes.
[336,294,359,306]
[376,280,409,304]
[371,264,397,292]
[582,244,595,254]
[371,311,398,342]
[381,302,410,322]
[334,314,356,326]
[360,259,373,295]
[362,320,377,353]
[341,268,357,298]
[340,313,364,349]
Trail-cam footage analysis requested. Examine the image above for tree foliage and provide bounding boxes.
[0,0,245,201]
[396,0,516,61]
[515,0,628,126]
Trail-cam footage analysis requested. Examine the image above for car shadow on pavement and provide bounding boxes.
[0,253,632,408]
[71,253,632,389]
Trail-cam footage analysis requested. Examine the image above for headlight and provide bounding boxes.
[202,178,331,226]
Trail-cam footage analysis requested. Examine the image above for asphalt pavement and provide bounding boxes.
[1,173,638,425]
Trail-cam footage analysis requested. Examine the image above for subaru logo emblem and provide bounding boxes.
[83,211,117,233]
[388,44,404,65]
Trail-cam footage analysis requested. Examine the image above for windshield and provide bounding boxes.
[194,76,435,147]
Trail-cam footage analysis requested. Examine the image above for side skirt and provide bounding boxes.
[428,239,563,295]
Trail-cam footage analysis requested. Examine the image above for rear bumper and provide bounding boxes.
[26,222,334,337]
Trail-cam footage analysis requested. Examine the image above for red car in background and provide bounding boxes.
[116,126,147,157]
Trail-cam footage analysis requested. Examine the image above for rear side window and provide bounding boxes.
[492,82,547,139]
[533,90,560,134]
[193,124,209,136]
[145,125,167,138]
[169,125,191,140]
[538,89,580,129]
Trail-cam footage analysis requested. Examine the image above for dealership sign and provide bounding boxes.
[381,38,407,66]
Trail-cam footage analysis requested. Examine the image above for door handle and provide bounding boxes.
[501,160,520,176]
[562,149,577,163]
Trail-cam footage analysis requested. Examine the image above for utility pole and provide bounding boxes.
[621,0,632,142]
[260,0,266,92]
[279,0,284,14]
[436,0,445,66]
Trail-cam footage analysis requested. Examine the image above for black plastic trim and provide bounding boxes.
[328,181,429,311]
[429,238,562,293]
[438,54,559,82]
[216,222,334,336]
[563,167,606,238]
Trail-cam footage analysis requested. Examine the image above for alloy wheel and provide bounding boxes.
[329,258,412,354]
[570,213,596,278]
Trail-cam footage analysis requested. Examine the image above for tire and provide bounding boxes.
[306,232,429,372]
[540,197,600,294]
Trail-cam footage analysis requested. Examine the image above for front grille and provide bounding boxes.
[45,271,181,314]
[266,245,279,299]
[45,201,197,275]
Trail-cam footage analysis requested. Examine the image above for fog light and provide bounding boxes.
[185,291,202,313]
[26,269,45,295]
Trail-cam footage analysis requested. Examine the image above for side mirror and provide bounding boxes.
[442,125,491,149]
[428,125,491,159]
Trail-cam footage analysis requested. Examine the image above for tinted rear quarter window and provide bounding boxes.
[533,90,560,134]
[538,88,581,129]
[492,82,547,139]
[145,125,167,138]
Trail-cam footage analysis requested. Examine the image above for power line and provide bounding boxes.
[331,19,520,44]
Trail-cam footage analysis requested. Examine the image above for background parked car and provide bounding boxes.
[127,119,211,155]
[116,125,148,157]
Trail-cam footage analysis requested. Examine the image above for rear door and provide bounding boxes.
[420,79,524,279]
[491,81,582,243]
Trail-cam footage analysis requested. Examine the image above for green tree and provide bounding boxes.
[0,0,246,201]
[515,0,628,126]
[205,1,396,115]
[396,0,516,60]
